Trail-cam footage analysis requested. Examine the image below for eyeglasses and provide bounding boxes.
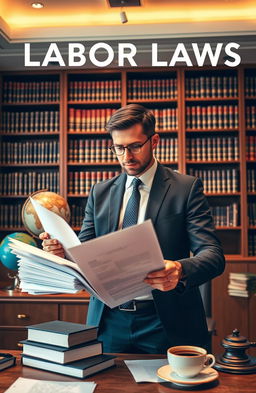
[109,136,152,156]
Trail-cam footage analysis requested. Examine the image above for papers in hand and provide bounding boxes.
[3,377,96,393]
[9,201,164,308]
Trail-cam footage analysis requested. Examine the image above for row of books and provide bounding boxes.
[3,80,60,103]
[0,171,59,195]
[186,136,239,161]
[155,138,178,162]
[249,233,256,256]
[69,139,115,163]
[210,203,239,227]
[246,106,256,128]
[21,320,115,379]
[68,170,120,194]
[185,76,238,98]
[69,108,116,132]
[69,80,121,101]
[246,136,256,161]
[228,272,256,297]
[0,203,23,228]
[187,168,240,193]
[248,202,256,226]
[247,169,256,192]
[186,105,238,129]
[151,108,178,130]
[245,76,256,97]
[1,111,59,133]
[0,141,59,164]
[71,204,86,228]
[68,137,178,163]
[127,78,177,100]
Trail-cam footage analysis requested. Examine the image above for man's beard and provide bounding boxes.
[121,156,152,176]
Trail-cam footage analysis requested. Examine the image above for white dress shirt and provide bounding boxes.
[118,158,158,301]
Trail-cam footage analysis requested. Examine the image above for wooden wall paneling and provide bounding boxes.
[212,261,249,354]
[238,67,248,256]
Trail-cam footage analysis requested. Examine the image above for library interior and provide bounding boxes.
[0,1,256,392]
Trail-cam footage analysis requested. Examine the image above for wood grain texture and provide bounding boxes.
[0,352,256,393]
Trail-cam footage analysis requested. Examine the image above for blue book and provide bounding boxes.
[0,353,16,371]
[22,354,116,379]
[21,339,102,364]
[27,320,98,348]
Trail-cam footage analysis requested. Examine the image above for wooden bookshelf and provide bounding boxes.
[0,66,256,353]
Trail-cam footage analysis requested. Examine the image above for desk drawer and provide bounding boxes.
[0,328,28,349]
[0,303,58,326]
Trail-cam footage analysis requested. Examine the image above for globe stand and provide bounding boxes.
[6,272,21,291]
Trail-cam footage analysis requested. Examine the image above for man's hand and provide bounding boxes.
[39,232,65,259]
[144,260,182,291]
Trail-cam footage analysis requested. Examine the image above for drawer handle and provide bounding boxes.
[17,343,23,348]
[17,314,29,319]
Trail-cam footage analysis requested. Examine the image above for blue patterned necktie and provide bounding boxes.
[122,177,142,229]
[119,177,142,309]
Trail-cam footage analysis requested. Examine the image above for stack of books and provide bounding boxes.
[228,273,256,298]
[21,320,115,378]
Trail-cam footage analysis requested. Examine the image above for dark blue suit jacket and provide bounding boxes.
[78,164,225,347]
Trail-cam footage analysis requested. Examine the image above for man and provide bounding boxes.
[40,104,225,354]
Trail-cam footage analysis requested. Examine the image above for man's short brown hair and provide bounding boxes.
[106,104,156,136]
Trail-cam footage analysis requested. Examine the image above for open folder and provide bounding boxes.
[9,199,164,308]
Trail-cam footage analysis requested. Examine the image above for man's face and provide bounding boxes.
[111,123,159,176]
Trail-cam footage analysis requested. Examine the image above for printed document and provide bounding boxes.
[4,378,96,393]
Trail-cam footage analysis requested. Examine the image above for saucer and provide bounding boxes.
[157,365,219,386]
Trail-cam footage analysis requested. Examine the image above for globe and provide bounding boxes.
[0,232,37,271]
[22,190,71,238]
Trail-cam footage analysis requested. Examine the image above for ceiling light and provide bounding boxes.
[120,10,128,24]
[31,2,44,8]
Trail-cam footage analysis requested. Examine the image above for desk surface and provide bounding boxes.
[1,351,256,393]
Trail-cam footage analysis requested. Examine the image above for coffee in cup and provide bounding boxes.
[167,345,215,378]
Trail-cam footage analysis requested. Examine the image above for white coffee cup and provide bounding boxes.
[167,345,215,378]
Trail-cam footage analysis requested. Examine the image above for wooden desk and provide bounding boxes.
[1,351,256,393]
[0,290,89,349]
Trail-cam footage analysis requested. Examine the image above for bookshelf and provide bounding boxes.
[0,67,255,256]
[0,67,255,353]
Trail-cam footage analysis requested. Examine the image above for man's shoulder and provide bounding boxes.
[92,172,125,192]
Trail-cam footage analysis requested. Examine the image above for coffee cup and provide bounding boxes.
[167,345,215,378]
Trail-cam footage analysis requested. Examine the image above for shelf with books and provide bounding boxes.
[68,162,119,166]
[185,97,238,102]
[186,128,239,133]
[0,163,60,167]
[127,71,178,101]
[185,69,238,99]
[68,72,122,102]
[186,160,240,164]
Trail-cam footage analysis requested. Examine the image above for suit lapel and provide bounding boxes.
[145,163,171,224]
[108,173,126,233]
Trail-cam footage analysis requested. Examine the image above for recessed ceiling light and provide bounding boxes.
[31,2,44,8]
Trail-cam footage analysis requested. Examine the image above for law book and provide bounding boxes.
[21,339,102,363]
[22,354,116,379]
[26,320,98,348]
[0,353,16,371]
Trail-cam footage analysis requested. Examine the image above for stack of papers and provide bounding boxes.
[9,198,164,308]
